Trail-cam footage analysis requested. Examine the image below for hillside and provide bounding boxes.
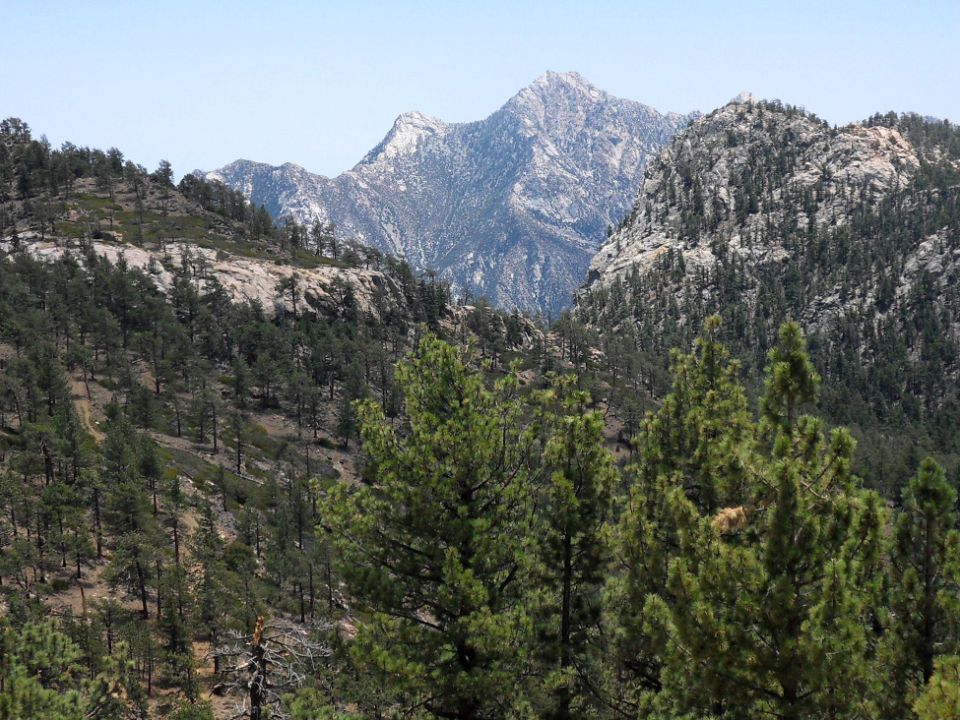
[204,72,697,317]
[4,105,960,720]
[579,95,960,490]
[0,119,538,718]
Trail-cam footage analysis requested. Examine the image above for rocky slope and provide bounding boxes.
[204,72,696,317]
[4,233,400,318]
[586,93,927,299]
[0,165,424,325]
[578,95,960,485]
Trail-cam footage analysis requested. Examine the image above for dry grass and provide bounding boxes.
[712,505,750,534]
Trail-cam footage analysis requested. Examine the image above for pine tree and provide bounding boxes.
[761,321,820,430]
[638,315,752,513]
[0,619,134,720]
[882,457,960,716]
[646,322,884,719]
[530,375,616,719]
[321,337,533,719]
[101,412,160,619]
[603,317,752,715]
[190,501,237,673]
[914,656,960,720]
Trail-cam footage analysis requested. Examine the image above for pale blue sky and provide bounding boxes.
[2,0,957,178]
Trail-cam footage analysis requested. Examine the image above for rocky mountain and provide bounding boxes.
[204,72,696,317]
[578,95,960,489]
[586,92,926,293]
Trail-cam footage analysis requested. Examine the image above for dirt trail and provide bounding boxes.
[70,377,105,444]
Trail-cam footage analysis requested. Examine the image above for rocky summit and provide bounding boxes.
[586,93,926,298]
[204,72,696,317]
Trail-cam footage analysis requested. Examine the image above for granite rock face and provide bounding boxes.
[3,235,401,319]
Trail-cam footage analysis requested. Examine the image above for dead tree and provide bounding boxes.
[210,615,332,720]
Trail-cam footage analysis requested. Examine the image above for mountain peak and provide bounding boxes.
[504,71,612,123]
[362,111,448,164]
[392,110,445,130]
[729,90,758,105]
[531,70,596,92]
[207,74,696,315]
[517,70,606,103]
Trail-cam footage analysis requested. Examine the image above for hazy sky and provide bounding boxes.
[3,0,957,178]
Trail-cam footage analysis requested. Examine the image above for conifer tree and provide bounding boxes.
[604,317,752,714]
[190,500,236,673]
[882,457,960,716]
[638,315,752,513]
[530,375,616,719]
[321,337,533,719]
[101,411,161,619]
[914,656,960,720]
[647,322,884,720]
[0,619,134,720]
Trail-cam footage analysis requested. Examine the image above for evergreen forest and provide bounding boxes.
[2,109,960,720]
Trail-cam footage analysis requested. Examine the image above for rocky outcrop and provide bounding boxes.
[205,72,696,317]
[588,96,921,288]
[3,234,401,319]
[581,96,959,335]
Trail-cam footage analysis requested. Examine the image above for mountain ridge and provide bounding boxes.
[577,95,960,489]
[203,71,698,316]
[585,95,924,290]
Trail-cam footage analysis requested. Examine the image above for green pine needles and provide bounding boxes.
[320,322,960,720]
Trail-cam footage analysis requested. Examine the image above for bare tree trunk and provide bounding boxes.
[250,617,267,720]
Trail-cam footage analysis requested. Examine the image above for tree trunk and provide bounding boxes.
[556,530,574,720]
[212,404,218,452]
[93,488,103,558]
[155,559,163,618]
[136,560,149,619]
[250,617,267,720]
[173,517,180,565]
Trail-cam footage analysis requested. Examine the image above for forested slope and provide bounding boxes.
[579,99,960,492]
[2,111,960,720]
[0,117,533,719]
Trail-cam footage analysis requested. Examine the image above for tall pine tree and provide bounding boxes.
[321,337,534,719]
[530,375,616,719]
[882,457,960,716]
[646,322,884,719]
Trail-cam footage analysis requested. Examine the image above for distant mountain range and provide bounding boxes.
[203,72,697,316]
